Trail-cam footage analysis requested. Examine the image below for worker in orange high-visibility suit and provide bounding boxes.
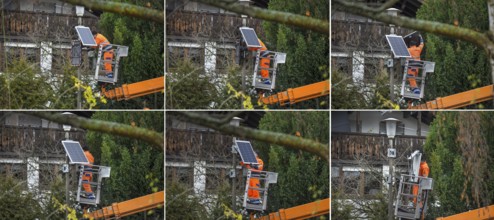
[82,145,95,199]
[413,160,429,204]
[240,155,264,204]
[248,39,271,84]
[92,30,114,78]
[407,34,424,94]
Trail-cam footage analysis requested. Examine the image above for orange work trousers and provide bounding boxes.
[248,177,261,200]
[260,57,270,79]
[407,67,419,88]
[82,171,93,193]
[103,50,114,73]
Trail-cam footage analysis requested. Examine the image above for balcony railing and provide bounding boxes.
[1,10,98,40]
[0,125,86,155]
[331,132,426,162]
[166,10,265,40]
[332,20,413,52]
[166,128,233,162]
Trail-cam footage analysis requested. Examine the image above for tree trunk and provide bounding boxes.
[488,0,494,104]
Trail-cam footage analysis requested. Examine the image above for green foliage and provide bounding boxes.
[165,182,208,220]
[424,112,494,218]
[0,176,43,219]
[166,59,220,109]
[86,111,164,219]
[330,70,367,109]
[0,58,54,109]
[417,0,491,108]
[263,0,329,109]
[256,112,329,215]
[98,0,164,109]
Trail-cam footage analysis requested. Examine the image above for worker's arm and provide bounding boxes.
[418,34,424,50]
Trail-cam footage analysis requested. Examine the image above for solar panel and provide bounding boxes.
[386,35,411,58]
[62,140,89,164]
[235,140,259,165]
[75,26,97,46]
[239,27,262,48]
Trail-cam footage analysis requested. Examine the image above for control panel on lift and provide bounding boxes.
[237,27,286,92]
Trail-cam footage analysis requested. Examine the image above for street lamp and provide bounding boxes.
[230,117,242,212]
[386,8,400,101]
[75,6,84,109]
[62,112,74,140]
[384,117,399,220]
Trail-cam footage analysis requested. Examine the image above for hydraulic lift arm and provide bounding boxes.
[86,191,164,219]
[408,84,493,109]
[436,204,494,220]
[259,80,330,106]
[253,198,330,220]
[101,76,164,101]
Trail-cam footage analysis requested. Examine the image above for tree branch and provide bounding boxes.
[58,0,163,23]
[192,0,329,35]
[170,112,329,161]
[333,0,494,55]
[29,112,164,151]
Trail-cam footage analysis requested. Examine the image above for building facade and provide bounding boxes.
[0,112,86,193]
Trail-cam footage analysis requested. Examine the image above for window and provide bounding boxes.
[166,166,194,188]
[216,48,236,75]
[331,56,352,77]
[364,57,385,83]
[206,167,228,193]
[0,163,27,189]
[335,168,383,197]
[167,46,204,72]
[343,171,360,195]
[5,47,39,65]
[39,163,62,190]
[33,2,56,13]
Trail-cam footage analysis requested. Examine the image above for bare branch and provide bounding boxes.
[192,0,329,35]
[170,111,329,161]
[58,0,163,23]
[28,112,164,151]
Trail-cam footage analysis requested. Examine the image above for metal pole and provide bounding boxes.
[77,17,82,109]
[389,26,395,101]
[232,140,237,211]
[65,157,69,220]
[388,138,394,220]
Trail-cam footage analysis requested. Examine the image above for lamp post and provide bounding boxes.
[75,6,84,109]
[386,8,399,101]
[230,117,242,212]
[384,117,399,220]
[62,112,73,220]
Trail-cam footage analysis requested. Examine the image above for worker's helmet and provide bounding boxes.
[82,145,90,151]
[91,28,99,36]
[410,39,418,47]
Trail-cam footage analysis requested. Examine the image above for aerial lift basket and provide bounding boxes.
[242,169,278,212]
[395,174,433,220]
[76,165,111,206]
[400,60,435,100]
[94,44,129,84]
